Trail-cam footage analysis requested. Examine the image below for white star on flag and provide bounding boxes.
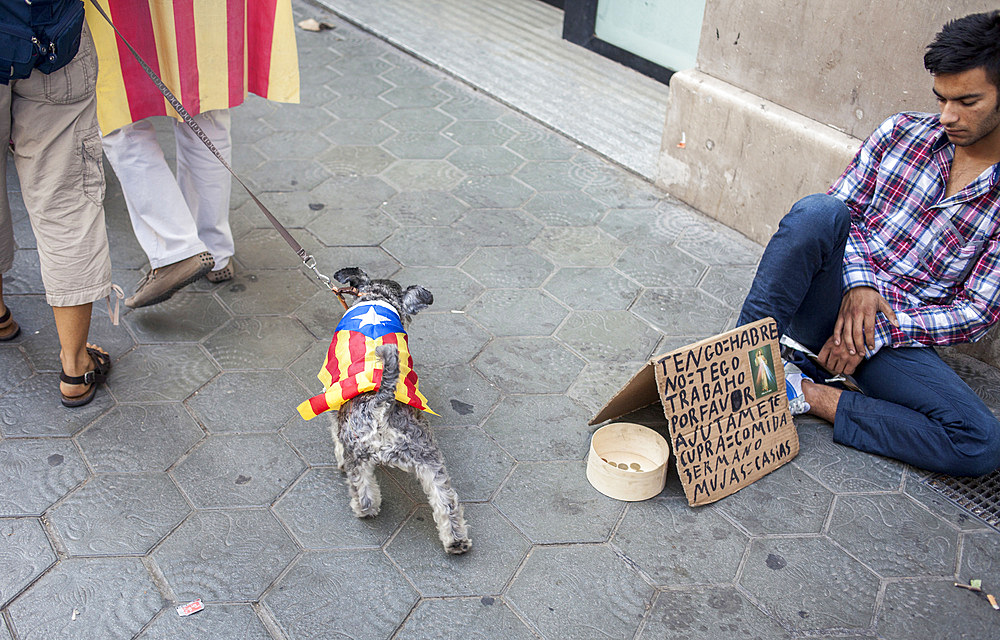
[356,306,392,328]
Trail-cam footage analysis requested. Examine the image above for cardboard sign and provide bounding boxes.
[591,318,798,506]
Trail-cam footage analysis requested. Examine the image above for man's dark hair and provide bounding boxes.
[924,10,1000,91]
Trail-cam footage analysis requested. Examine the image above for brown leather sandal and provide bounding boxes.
[0,307,20,341]
[60,347,111,408]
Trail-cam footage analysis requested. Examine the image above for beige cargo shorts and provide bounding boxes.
[0,23,111,307]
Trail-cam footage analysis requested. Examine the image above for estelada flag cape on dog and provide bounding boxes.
[85,0,300,135]
[297,301,436,420]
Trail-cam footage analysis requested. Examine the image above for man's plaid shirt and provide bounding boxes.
[828,111,1000,354]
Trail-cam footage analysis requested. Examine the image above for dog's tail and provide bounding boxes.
[373,344,400,405]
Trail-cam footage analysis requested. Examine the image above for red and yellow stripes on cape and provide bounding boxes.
[85,0,300,135]
[297,329,436,421]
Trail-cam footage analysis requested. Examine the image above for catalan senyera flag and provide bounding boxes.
[85,0,300,135]
[297,301,436,421]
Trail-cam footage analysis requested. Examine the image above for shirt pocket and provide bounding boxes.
[917,220,986,287]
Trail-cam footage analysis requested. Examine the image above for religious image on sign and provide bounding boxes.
[749,345,778,399]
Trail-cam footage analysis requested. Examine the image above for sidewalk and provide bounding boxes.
[2,1,999,638]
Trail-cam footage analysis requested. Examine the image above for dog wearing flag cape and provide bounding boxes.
[298,267,471,554]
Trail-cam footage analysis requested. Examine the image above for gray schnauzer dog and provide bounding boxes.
[324,267,471,554]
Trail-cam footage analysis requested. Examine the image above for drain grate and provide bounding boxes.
[925,469,1000,531]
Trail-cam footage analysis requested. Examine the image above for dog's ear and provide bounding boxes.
[334,267,370,289]
[402,285,433,316]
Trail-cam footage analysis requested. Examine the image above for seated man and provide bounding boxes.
[739,10,1000,477]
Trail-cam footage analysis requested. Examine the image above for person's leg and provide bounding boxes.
[175,109,235,274]
[833,347,1000,476]
[738,193,851,352]
[0,83,18,340]
[102,118,209,268]
[9,23,112,405]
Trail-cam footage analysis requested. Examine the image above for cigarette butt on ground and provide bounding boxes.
[988,593,999,610]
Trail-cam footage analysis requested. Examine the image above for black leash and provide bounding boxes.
[86,0,350,309]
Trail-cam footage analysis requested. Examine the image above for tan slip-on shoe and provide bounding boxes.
[125,251,215,309]
[206,261,235,283]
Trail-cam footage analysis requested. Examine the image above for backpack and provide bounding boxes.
[0,0,85,84]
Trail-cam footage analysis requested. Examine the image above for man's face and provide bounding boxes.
[933,67,1000,149]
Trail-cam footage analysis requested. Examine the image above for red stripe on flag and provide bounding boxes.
[246,0,277,96]
[226,0,245,105]
[308,394,329,418]
[339,331,369,399]
[173,0,199,114]
[109,1,166,122]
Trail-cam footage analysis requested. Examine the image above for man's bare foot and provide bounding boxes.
[800,378,842,423]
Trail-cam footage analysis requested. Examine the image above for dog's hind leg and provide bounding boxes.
[329,414,346,472]
[414,462,471,554]
[345,459,381,518]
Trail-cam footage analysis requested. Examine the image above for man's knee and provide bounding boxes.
[779,193,851,239]
[958,419,1000,476]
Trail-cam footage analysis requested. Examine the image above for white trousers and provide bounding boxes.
[102,109,234,270]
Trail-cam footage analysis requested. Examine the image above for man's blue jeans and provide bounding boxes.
[738,194,1000,476]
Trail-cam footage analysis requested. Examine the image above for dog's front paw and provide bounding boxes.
[445,537,472,555]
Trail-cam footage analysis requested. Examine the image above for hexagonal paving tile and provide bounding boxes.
[793,419,905,492]
[0,439,88,517]
[171,433,305,508]
[739,536,880,632]
[380,62,441,87]
[409,426,514,501]
[264,550,418,639]
[567,359,650,416]
[557,310,662,362]
[124,292,232,344]
[381,191,468,226]
[78,404,202,473]
[615,245,708,288]
[632,288,734,337]
[452,209,542,246]
[110,343,218,403]
[187,370,305,432]
[381,159,465,191]
[474,337,585,394]
[699,264,757,310]
[878,579,999,639]
[386,503,529,596]
[714,463,833,535]
[530,226,625,267]
[327,95,395,120]
[324,74,392,97]
[322,119,395,146]
[47,473,189,556]
[281,417,338,466]
[307,207,398,247]
[438,87,509,120]
[443,120,515,146]
[544,266,641,311]
[245,158,331,193]
[461,246,553,288]
[959,529,1000,578]
[674,224,763,266]
[494,461,622,544]
[827,493,959,577]
[447,146,523,176]
[506,544,653,639]
[383,226,478,266]
[902,470,990,532]
[0,345,31,396]
[418,363,501,426]
[395,598,536,640]
[317,145,395,176]
[613,497,748,585]
[599,206,684,245]
[380,107,454,133]
[390,266,483,312]
[516,160,596,192]
[216,270,324,315]
[383,131,458,159]
[137,604,271,640]
[452,175,534,209]
[482,394,593,461]
[203,316,314,370]
[405,312,489,368]
[523,191,606,226]
[274,467,413,549]
[382,85,449,108]
[254,130,332,159]
[153,509,298,601]
[0,373,113,438]
[0,517,55,607]
[505,127,579,161]
[18,303,136,374]
[309,175,397,211]
[465,288,567,337]
[7,557,160,639]
[639,586,791,639]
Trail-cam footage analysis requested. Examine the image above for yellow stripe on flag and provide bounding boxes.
[147,2,181,117]
[192,0,231,111]
[266,0,300,104]
[86,1,131,135]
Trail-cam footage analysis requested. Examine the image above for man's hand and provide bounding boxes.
[833,286,898,356]
[817,335,864,375]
